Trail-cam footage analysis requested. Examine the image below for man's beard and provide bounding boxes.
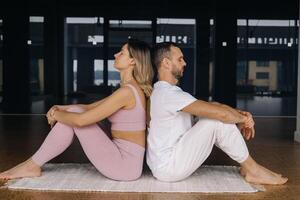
[171,66,183,84]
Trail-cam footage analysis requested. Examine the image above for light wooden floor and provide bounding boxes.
[0,115,299,200]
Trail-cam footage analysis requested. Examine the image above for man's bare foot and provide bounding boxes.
[240,166,282,178]
[0,158,42,180]
[243,165,288,185]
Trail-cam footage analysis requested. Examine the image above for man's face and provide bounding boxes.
[169,46,186,80]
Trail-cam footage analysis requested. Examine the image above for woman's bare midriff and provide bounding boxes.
[111,130,145,147]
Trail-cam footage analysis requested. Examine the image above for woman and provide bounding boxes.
[0,38,154,181]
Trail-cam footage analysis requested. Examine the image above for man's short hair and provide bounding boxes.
[151,42,178,69]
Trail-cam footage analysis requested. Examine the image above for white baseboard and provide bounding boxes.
[294,131,300,143]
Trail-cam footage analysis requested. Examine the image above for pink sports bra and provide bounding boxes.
[108,84,146,132]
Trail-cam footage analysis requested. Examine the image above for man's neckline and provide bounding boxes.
[157,80,172,85]
[155,81,180,88]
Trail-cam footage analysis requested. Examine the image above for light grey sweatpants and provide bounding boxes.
[152,117,249,182]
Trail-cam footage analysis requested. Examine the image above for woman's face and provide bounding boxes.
[113,44,134,70]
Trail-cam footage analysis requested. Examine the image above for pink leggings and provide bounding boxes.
[31,106,145,181]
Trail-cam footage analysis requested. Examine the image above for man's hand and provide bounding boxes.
[236,110,255,140]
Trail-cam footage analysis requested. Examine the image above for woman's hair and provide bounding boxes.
[127,38,154,98]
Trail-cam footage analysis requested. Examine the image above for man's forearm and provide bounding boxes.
[211,102,241,117]
[210,101,245,124]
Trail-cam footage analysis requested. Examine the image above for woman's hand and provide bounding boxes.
[47,105,70,114]
[46,106,59,128]
[48,116,56,128]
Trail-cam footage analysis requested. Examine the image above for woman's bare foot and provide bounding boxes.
[0,158,42,180]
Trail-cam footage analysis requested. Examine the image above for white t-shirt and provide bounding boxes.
[146,81,197,171]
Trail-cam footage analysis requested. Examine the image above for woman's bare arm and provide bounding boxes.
[52,97,108,111]
[52,87,134,127]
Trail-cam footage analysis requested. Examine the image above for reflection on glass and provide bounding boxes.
[209,19,215,99]
[109,20,152,29]
[0,19,2,102]
[94,59,104,86]
[236,19,297,116]
[29,16,44,95]
[73,59,78,91]
[157,18,196,95]
[65,17,104,93]
[108,60,119,86]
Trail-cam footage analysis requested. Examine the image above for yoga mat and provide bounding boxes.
[4,163,264,193]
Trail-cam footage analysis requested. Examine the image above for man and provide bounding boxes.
[147,42,287,185]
